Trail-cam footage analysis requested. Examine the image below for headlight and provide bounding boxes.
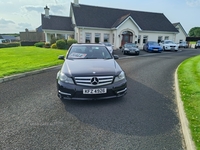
[57,71,74,84]
[114,71,126,82]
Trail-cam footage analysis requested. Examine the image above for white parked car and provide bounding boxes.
[100,42,113,54]
[0,39,6,44]
[159,40,179,52]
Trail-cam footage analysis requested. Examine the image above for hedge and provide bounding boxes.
[0,42,20,48]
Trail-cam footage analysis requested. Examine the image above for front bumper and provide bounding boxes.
[57,79,127,100]
[164,46,178,50]
[125,50,140,54]
[148,47,162,52]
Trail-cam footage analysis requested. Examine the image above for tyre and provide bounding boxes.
[163,47,165,51]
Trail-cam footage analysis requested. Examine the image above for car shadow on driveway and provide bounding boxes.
[61,76,179,137]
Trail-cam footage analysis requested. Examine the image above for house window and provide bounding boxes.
[85,33,91,43]
[143,35,148,43]
[104,34,109,42]
[57,34,65,39]
[158,36,162,43]
[138,35,141,44]
[95,33,100,43]
[164,36,169,40]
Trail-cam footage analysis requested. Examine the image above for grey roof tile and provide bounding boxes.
[41,14,74,31]
[72,3,178,32]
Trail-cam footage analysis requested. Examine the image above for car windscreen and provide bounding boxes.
[104,43,112,46]
[125,44,137,48]
[67,46,112,59]
[149,42,159,46]
[164,41,174,44]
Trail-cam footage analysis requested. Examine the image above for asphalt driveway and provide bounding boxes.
[1,49,199,149]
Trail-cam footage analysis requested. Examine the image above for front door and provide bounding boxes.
[121,31,133,46]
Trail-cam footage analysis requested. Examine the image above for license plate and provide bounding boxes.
[153,49,158,51]
[83,88,107,94]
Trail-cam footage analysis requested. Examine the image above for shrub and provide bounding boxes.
[56,39,66,49]
[34,42,45,47]
[0,42,20,49]
[0,44,6,48]
[50,37,59,45]
[44,42,51,48]
[21,41,38,46]
[51,43,57,49]
[66,38,77,49]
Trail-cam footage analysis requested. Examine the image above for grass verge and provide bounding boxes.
[178,55,200,150]
[0,46,67,78]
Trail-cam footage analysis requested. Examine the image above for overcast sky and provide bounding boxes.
[0,0,200,34]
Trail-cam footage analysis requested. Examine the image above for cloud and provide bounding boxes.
[50,5,66,14]
[186,0,200,7]
[18,23,32,29]
[22,5,44,13]
[21,4,67,15]
[0,18,15,25]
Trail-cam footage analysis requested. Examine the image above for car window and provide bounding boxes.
[125,43,137,48]
[103,43,112,46]
[149,42,159,46]
[164,41,173,44]
[67,46,112,59]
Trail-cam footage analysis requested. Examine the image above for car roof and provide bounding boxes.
[147,41,158,43]
[72,43,105,47]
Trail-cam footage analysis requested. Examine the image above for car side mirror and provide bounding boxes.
[113,55,119,59]
[58,55,65,60]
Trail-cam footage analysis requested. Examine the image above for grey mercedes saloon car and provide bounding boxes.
[57,43,127,100]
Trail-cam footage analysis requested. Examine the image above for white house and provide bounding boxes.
[173,22,188,43]
[41,0,187,49]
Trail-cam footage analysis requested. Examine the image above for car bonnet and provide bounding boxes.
[61,59,122,76]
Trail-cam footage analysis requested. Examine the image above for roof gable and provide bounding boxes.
[112,13,131,28]
[112,15,142,31]
[72,3,178,32]
[41,14,74,31]
[173,22,188,36]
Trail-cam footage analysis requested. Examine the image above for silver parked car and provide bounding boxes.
[100,42,113,54]
[195,40,200,49]
[179,41,188,48]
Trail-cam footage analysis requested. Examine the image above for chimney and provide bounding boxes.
[44,5,50,18]
[74,0,79,6]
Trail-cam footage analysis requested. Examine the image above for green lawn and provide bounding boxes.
[178,56,200,150]
[0,46,67,78]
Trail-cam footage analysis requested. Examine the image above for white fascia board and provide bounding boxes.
[115,16,142,31]
[139,30,179,34]
[76,26,112,31]
[70,5,76,25]
[43,29,74,34]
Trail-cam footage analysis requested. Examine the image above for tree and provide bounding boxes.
[188,27,200,37]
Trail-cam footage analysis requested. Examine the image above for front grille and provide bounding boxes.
[74,76,113,86]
